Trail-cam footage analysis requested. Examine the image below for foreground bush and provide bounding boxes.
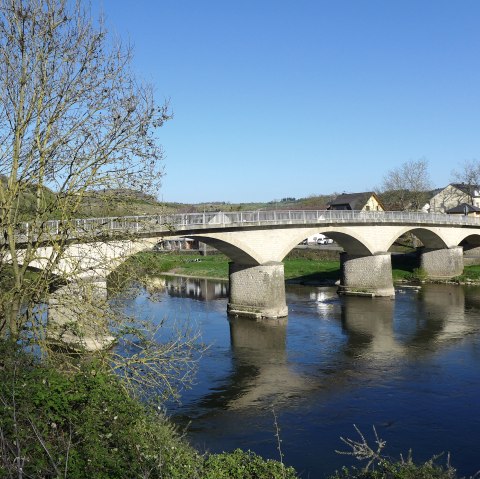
[329,425,461,479]
[204,449,297,479]
[0,342,200,478]
[330,459,458,479]
[0,341,296,478]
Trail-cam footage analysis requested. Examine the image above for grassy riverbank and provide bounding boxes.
[118,249,341,283]
[121,249,480,284]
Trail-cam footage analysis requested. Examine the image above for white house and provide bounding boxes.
[429,184,480,213]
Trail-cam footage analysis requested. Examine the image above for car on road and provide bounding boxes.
[317,237,333,245]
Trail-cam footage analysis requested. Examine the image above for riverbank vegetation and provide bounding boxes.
[116,249,341,283]
[119,248,480,285]
[0,341,296,479]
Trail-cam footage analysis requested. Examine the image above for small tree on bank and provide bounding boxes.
[0,0,204,405]
[0,0,169,339]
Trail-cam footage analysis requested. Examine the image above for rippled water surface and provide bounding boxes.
[121,277,480,478]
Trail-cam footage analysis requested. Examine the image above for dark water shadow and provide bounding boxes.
[286,270,340,286]
[390,252,420,274]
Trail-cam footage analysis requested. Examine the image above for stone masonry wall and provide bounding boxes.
[227,262,288,319]
[420,247,464,279]
[339,252,395,297]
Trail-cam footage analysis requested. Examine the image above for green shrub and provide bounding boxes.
[204,449,297,479]
[0,342,202,478]
[0,342,299,478]
[406,267,429,282]
[329,458,458,479]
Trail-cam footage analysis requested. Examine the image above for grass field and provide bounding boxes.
[120,249,480,285]
[120,250,341,282]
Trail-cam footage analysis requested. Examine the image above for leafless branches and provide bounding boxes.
[336,424,386,472]
[451,159,480,204]
[109,317,205,400]
[0,0,170,339]
[380,158,432,211]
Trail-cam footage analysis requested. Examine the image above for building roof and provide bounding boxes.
[328,191,383,210]
[446,203,480,214]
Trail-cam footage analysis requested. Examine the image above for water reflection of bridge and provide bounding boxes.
[163,276,228,301]
[163,277,480,411]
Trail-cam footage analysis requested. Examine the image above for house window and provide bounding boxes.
[365,206,370,211]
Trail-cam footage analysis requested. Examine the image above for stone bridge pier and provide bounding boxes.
[191,232,295,319]
[420,246,463,279]
[338,252,395,297]
[227,262,288,319]
[48,279,115,351]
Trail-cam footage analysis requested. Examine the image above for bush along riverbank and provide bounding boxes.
[0,341,296,479]
[0,341,470,479]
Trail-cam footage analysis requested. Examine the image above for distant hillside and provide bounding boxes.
[77,189,165,217]
[7,184,340,220]
[1,184,167,220]
[275,194,337,210]
[0,176,57,220]
[172,194,337,214]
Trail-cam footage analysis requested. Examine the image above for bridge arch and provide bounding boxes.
[184,235,260,265]
[17,238,160,279]
[384,226,450,251]
[186,227,378,264]
[458,234,480,265]
[279,228,373,259]
[459,233,480,248]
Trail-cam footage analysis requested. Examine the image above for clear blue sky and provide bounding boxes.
[98,0,480,203]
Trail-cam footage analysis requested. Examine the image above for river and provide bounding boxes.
[119,276,480,478]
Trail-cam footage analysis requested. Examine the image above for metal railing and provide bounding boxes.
[13,209,480,241]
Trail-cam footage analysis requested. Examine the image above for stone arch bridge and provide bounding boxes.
[13,209,480,319]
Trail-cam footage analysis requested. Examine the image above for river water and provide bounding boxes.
[120,276,480,478]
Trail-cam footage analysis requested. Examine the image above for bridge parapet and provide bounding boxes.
[11,209,480,243]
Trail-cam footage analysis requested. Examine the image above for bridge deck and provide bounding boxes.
[10,209,480,243]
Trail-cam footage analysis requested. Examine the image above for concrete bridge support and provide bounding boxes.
[420,246,463,279]
[338,252,395,297]
[227,262,288,319]
[462,245,480,266]
[48,279,115,351]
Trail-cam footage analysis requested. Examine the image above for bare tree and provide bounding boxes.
[451,159,480,204]
[0,0,170,339]
[380,158,432,211]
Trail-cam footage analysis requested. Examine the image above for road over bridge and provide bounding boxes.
[11,209,480,319]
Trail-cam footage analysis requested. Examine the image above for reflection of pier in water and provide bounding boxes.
[341,284,479,359]
[163,276,229,301]
[175,279,480,412]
